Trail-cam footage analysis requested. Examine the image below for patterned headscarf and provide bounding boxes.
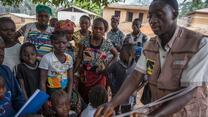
[55,20,76,32]
[36,4,52,16]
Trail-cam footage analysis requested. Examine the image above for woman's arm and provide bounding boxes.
[74,45,84,72]
[67,69,73,98]
[107,48,118,68]
[40,69,48,92]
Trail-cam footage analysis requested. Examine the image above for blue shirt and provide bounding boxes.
[0,91,16,117]
[124,33,148,57]
[0,65,26,112]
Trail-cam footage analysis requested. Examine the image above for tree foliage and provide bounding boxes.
[0,0,119,7]
[1,0,208,16]
[180,0,208,17]
[72,0,104,15]
[0,0,120,15]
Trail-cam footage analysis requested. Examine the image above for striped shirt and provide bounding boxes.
[18,23,54,60]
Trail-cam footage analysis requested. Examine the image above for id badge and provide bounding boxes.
[146,59,155,76]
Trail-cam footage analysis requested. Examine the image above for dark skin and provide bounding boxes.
[0,22,17,48]
[0,45,6,99]
[66,29,74,41]
[19,46,37,99]
[0,43,5,65]
[16,12,50,39]
[132,19,142,36]
[94,1,194,117]
[120,49,134,67]
[0,79,6,100]
[111,19,119,32]
[148,1,177,48]
[80,18,91,37]
[36,12,50,31]
[74,21,118,73]
[53,96,71,117]
[40,36,73,98]
[49,18,58,27]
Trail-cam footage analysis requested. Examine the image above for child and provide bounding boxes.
[0,75,16,117]
[50,18,58,28]
[51,90,77,117]
[15,42,40,99]
[107,44,137,114]
[39,30,73,97]
[81,85,108,117]
[73,15,91,58]
[107,15,125,52]
[0,17,21,70]
[124,18,148,61]
[55,20,76,60]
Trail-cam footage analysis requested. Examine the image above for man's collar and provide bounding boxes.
[111,29,120,34]
[156,26,180,51]
[131,32,141,38]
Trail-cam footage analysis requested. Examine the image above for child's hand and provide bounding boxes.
[96,64,105,73]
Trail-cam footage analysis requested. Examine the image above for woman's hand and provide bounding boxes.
[96,63,106,73]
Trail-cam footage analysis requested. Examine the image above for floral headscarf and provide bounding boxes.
[55,20,76,32]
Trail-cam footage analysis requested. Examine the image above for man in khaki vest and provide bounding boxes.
[95,0,208,117]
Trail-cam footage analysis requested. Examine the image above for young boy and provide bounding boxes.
[124,18,148,61]
[0,17,21,70]
[107,15,125,52]
[73,15,91,59]
[49,18,58,28]
[81,85,108,117]
[51,90,77,117]
[107,44,137,114]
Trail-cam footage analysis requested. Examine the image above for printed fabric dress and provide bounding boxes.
[73,30,92,58]
[79,36,114,102]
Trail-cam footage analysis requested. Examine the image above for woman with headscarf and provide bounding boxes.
[16,4,54,60]
[74,18,118,103]
[54,20,85,114]
[55,20,76,60]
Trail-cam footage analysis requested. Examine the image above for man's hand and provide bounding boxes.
[132,113,148,117]
[94,102,115,117]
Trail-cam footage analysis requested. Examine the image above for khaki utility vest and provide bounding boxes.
[143,27,208,117]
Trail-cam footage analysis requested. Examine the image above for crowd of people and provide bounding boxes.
[0,0,207,117]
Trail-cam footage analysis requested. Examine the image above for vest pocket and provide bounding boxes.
[172,54,189,81]
[172,64,186,81]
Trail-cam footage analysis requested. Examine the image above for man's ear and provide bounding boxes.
[172,9,178,20]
